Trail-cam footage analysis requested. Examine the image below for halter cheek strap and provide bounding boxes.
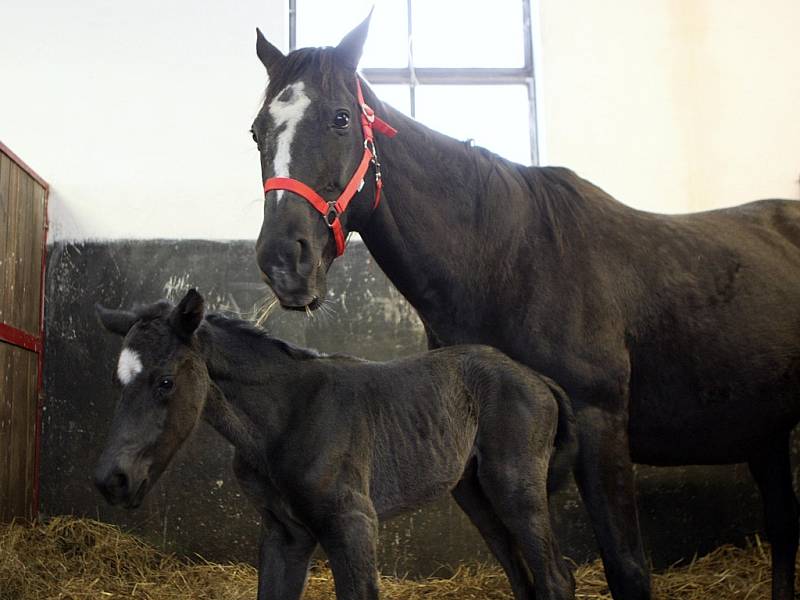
[263,77,397,257]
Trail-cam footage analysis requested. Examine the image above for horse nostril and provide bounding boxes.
[106,470,129,497]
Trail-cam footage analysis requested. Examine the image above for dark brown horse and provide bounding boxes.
[250,15,800,600]
[94,290,577,600]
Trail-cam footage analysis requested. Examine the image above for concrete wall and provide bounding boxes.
[42,239,774,575]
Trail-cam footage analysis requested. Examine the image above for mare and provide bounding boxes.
[94,289,578,600]
[250,15,800,600]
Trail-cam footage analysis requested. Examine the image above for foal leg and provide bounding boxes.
[475,384,575,600]
[573,405,650,600]
[452,461,537,599]
[315,495,381,600]
[257,514,317,600]
[748,432,799,600]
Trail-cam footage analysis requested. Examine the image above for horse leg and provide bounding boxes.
[573,405,650,600]
[748,432,799,600]
[256,514,317,600]
[451,460,538,599]
[232,454,317,600]
[314,495,381,600]
[474,385,575,600]
[476,456,574,600]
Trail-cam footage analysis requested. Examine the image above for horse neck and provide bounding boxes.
[195,319,300,461]
[358,95,571,314]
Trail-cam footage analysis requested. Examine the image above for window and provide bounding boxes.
[292,0,539,166]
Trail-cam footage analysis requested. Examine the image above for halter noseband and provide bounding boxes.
[263,77,397,257]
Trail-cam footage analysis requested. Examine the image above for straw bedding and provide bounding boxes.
[0,516,783,599]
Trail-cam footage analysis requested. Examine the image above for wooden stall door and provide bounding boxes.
[0,141,48,522]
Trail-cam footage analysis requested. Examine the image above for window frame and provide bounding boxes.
[289,0,540,165]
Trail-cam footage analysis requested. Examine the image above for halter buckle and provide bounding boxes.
[362,103,375,123]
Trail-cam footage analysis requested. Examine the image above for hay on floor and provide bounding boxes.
[0,516,781,599]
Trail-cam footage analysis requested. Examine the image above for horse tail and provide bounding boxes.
[540,375,578,494]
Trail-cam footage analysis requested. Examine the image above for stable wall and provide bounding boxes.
[41,239,771,574]
[2,1,798,241]
[2,0,799,576]
[537,0,800,213]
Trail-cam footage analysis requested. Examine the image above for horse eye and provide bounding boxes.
[157,376,174,392]
[332,110,350,129]
[250,129,259,144]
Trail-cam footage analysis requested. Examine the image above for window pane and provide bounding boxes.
[412,0,526,68]
[370,84,412,116]
[414,85,531,165]
[296,0,408,68]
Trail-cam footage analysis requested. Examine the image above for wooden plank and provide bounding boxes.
[0,163,45,336]
[16,172,36,333]
[2,164,19,332]
[19,347,36,519]
[0,342,11,521]
[0,154,11,327]
[0,341,37,521]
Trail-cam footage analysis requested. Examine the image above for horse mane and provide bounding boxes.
[356,81,606,250]
[204,313,323,361]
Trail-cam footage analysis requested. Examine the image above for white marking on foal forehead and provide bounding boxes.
[268,81,311,204]
[117,347,143,385]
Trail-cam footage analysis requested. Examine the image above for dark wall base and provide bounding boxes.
[42,239,779,575]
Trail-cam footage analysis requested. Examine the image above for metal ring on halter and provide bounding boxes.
[324,202,339,228]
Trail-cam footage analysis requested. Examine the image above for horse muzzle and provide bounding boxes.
[94,461,150,509]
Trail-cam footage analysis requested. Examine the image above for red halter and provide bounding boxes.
[263,77,397,256]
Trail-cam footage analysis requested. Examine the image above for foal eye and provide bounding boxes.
[157,376,174,392]
[332,110,350,129]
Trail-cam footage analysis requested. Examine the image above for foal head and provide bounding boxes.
[94,290,208,508]
[252,15,376,310]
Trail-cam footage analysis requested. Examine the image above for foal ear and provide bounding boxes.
[334,10,372,70]
[170,289,205,340]
[95,305,137,336]
[256,27,285,75]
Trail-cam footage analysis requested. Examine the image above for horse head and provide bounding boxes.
[93,290,209,508]
[251,15,379,310]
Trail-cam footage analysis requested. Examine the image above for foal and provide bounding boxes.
[94,289,576,600]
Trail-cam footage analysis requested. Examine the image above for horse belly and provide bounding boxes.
[368,412,477,520]
[628,356,800,465]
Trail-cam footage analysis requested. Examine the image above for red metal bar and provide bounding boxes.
[0,139,49,520]
[0,322,41,353]
[32,184,49,519]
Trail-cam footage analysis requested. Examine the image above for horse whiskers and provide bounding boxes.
[317,299,338,320]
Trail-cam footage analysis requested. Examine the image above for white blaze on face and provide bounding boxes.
[117,347,143,385]
[268,81,312,204]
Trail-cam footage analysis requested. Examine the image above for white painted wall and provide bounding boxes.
[0,0,286,241]
[1,1,798,240]
[537,0,800,213]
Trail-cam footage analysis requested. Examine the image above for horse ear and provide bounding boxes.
[170,289,205,340]
[256,27,285,75]
[95,305,137,336]
[334,10,372,70]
